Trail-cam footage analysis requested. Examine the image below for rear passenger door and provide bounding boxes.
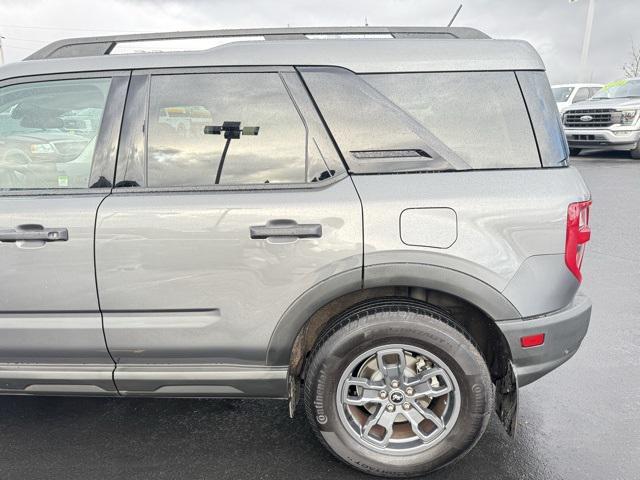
[95,67,362,396]
[0,72,128,394]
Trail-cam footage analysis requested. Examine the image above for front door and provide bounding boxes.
[0,73,127,394]
[95,68,362,396]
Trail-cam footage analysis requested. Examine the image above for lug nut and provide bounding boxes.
[386,404,396,412]
[390,380,400,388]
[402,402,411,411]
[379,390,388,399]
[405,387,414,396]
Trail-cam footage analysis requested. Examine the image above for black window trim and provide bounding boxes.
[112,65,346,194]
[0,70,130,197]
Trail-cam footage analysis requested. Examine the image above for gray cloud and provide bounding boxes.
[0,0,636,83]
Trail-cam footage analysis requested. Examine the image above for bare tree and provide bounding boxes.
[623,39,640,78]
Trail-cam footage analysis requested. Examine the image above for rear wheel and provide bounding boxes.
[631,143,640,159]
[304,299,493,477]
[569,148,582,157]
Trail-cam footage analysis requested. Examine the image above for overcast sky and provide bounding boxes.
[0,0,637,84]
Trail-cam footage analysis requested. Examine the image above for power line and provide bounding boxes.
[2,35,49,44]
[0,23,150,34]
[2,44,37,51]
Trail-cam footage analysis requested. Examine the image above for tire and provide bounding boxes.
[631,144,640,159]
[304,298,493,478]
[569,148,582,157]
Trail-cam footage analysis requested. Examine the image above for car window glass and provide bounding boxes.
[0,78,111,190]
[573,88,590,103]
[146,73,310,187]
[516,71,568,167]
[361,71,540,169]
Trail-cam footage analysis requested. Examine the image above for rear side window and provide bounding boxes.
[363,71,540,169]
[143,72,339,188]
[0,78,112,189]
[301,67,541,172]
[516,71,568,167]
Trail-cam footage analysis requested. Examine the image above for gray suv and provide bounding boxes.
[0,27,592,477]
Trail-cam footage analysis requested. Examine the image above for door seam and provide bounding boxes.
[93,190,121,395]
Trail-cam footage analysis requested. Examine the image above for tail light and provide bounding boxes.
[565,200,591,282]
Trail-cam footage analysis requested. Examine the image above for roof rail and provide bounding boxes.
[25,26,490,61]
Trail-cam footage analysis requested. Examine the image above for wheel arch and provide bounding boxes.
[266,263,519,381]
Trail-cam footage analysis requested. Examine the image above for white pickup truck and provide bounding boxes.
[562,78,640,158]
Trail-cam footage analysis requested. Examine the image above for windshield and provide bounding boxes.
[552,86,574,102]
[592,79,640,99]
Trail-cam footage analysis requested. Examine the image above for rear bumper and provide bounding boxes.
[497,294,591,387]
[565,128,640,150]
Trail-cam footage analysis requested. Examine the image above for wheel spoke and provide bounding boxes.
[403,404,445,442]
[342,377,384,407]
[406,367,453,398]
[362,406,396,447]
[376,348,407,383]
[343,377,385,406]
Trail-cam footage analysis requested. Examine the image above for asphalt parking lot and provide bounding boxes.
[0,151,638,480]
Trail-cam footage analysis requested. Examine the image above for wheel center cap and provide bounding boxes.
[389,391,405,404]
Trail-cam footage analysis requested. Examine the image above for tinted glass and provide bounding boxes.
[516,71,568,167]
[147,73,308,187]
[573,87,590,102]
[301,67,469,174]
[0,78,111,189]
[363,71,540,169]
[592,79,640,99]
[552,86,574,102]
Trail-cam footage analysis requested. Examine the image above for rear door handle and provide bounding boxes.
[250,220,322,239]
[0,225,69,242]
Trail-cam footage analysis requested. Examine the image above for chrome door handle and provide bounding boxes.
[250,220,322,239]
[0,224,69,242]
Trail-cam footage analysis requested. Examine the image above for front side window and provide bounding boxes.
[146,72,323,187]
[0,78,111,189]
[573,88,591,103]
[552,86,574,103]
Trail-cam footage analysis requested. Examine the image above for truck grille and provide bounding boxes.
[563,109,615,128]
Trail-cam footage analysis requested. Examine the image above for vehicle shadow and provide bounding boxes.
[0,394,557,480]
[571,149,638,165]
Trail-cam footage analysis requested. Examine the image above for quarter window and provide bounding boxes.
[0,78,111,189]
[146,73,319,187]
[362,71,541,169]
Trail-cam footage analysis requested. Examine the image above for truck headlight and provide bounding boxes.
[620,110,638,125]
[29,143,55,154]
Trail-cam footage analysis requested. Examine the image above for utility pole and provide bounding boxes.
[0,35,5,65]
[580,0,596,81]
[570,0,596,82]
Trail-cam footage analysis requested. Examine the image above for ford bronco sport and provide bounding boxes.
[0,27,592,477]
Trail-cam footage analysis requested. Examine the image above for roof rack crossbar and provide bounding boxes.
[25,26,490,60]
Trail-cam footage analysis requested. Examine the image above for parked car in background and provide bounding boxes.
[552,83,602,113]
[563,78,640,158]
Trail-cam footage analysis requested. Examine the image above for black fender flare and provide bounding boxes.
[266,262,521,366]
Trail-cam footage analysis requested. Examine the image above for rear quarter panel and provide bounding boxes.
[353,166,590,317]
